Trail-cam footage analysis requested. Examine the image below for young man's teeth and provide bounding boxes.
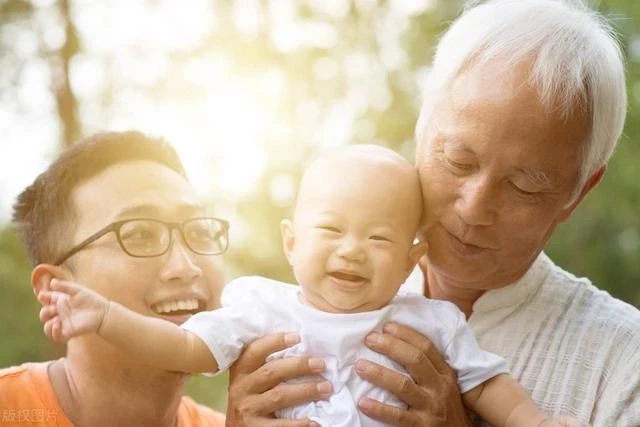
[154,299,199,314]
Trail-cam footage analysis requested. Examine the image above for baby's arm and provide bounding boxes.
[462,374,586,427]
[38,279,217,373]
[463,374,544,426]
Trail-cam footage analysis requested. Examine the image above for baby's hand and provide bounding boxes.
[37,279,109,343]
[542,416,588,427]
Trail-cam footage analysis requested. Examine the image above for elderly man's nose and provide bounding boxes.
[455,176,497,226]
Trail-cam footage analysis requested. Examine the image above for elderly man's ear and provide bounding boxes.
[31,264,73,297]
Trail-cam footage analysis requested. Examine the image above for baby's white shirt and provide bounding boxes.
[182,276,508,427]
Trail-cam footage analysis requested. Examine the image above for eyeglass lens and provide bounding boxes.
[119,219,227,256]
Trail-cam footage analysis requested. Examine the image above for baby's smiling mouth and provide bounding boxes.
[328,271,369,290]
[330,271,366,282]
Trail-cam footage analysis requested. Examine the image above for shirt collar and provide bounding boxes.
[471,252,553,315]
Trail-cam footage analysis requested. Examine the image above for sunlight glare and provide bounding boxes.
[203,85,268,199]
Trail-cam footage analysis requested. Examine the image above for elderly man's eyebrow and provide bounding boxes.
[440,133,475,153]
[115,202,207,219]
[518,167,551,186]
[441,136,552,186]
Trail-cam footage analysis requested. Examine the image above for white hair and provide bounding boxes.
[415,0,627,198]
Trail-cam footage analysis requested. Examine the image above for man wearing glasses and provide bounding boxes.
[0,132,329,426]
[0,132,229,426]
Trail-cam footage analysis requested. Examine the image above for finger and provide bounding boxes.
[251,380,333,415]
[48,318,64,343]
[38,290,70,308]
[59,319,75,342]
[358,397,417,427]
[54,318,65,342]
[384,322,450,375]
[50,279,83,295]
[37,290,53,306]
[54,318,74,343]
[355,359,427,408]
[365,329,447,385]
[266,419,320,427]
[257,419,320,427]
[39,305,59,322]
[43,318,55,339]
[235,381,332,419]
[233,332,301,375]
[234,355,327,395]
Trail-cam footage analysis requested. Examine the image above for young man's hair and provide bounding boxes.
[12,131,187,267]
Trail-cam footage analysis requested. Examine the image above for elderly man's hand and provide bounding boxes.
[226,332,331,427]
[355,322,471,427]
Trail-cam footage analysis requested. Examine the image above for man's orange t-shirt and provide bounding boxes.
[0,362,226,426]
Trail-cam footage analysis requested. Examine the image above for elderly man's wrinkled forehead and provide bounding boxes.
[418,56,589,148]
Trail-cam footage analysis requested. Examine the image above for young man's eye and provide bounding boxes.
[187,226,214,241]
[122,229,158,241]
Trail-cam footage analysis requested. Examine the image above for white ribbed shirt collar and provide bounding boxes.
[402,252,554,315]
[471,252,553,315]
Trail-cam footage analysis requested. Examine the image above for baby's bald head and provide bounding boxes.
[281,144,425,313]
[294,144,422,239]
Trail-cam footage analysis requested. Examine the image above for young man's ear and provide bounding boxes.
[280,219,296,266]
[405,239,426,275]
[31,264,72,297]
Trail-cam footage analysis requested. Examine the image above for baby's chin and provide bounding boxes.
[303,294,386,314]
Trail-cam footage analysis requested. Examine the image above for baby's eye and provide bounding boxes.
[370,235,391,242]
[318,226,340,233]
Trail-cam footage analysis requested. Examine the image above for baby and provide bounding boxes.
[38,145,582,427]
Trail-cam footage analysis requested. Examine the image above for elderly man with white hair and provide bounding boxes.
[225,1,640,426]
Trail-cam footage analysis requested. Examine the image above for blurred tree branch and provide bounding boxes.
[52,0,80,147]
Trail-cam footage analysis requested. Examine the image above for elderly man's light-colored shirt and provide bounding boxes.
[405,252,640,426]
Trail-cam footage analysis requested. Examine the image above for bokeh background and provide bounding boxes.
[1,0,638,413]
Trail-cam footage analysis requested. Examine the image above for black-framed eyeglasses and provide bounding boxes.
[54,217,230,266]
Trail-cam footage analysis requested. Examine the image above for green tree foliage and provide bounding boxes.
[0,227,64,364]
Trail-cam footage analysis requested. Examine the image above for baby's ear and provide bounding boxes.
[280,219,296,266]
[31,264,71,297]
[405,238,426,273]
